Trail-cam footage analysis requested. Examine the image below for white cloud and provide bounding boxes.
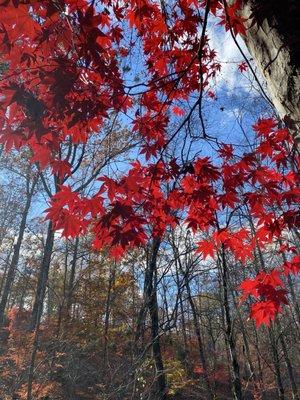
[207,21,252,93]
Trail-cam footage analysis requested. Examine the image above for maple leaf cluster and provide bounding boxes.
[240,252,300,327]
[240,270,288,327]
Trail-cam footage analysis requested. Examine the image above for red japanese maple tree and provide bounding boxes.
[0,0,299,327]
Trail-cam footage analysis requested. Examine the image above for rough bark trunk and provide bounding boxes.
[240,0,300,148]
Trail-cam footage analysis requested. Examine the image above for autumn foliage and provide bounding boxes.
[0,1,299,399]
[0,0,299,328]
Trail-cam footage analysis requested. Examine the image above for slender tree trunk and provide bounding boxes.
[47,273,54,318]
[0,178,36,324]
[252,322,265,398]
[0,250,12,297]
[146,238,167,400]
[247,207,300,398]
[30,221,55,331]
[233,295,254,377]
[248,216,286,400]
[26,323,40,400]
[27,221,55,397]
[185,276,214,399]
[219,245,243,400]
[279,240,300,326]
[135,288,148,353]
[268,325,285,400]
[66,236,79,315]
[171,229,215,397]
[56,242,69,337]
[177,277,189,371]
[175,247,214,399]
[18,271,31,311]
[103,261,116,364]
[277,321,299,400]
[179,294,189,367]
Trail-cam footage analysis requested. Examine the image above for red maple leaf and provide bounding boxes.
[239,278,259,299]
[250,301,278,327]
[257,270,284,288]
[218,143,234,160]
[196,240,215,259]
[253,118,277,136]
[172,106,185,116]
[283,255,300,276]
[238,61,248,72]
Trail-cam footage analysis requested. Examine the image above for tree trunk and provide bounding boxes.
[146,238,168,400]
[18,270,31,311]
[66,236,79,315]
[184,274,214,400]
[278,240,300,326]
[175,267,189,372]
[268,325,285,400]
[26,323,40,400]
[30,221,55,331]
[248,217,286,400]
[0,177,36,324]
[0,250,12,298]
[219,245,243,400]
[173,240,214,399]
[241,0,300,148]
[231,290,264,397]
[103,260,116,365]
[278,328,299,400]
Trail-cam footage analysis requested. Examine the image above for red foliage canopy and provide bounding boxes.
[0,0,299,327]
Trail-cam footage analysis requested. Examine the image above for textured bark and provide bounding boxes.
[241,1,300,148]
